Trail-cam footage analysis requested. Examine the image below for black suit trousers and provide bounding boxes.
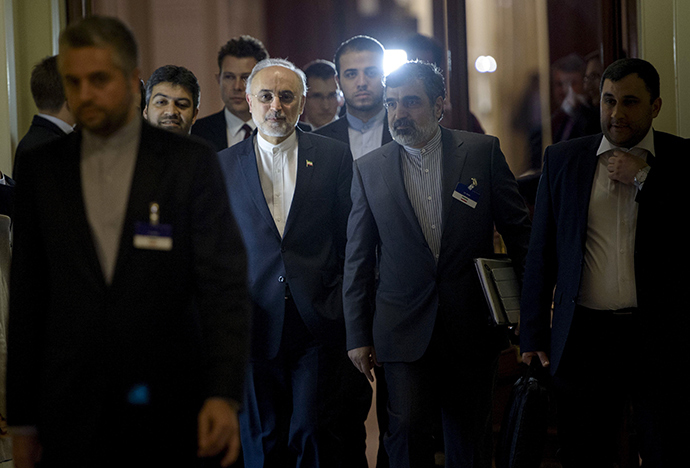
[239,297,348,468]
[382,317,498,468]
[553,307,663,468]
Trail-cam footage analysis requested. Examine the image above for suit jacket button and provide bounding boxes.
[278,275,285,282]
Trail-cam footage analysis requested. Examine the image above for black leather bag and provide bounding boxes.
[496,358,550,468]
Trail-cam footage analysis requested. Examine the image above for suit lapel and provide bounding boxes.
[283,130,315,237]
[575,135,603,246]
[440,128,467,226]
[236,137,283,239]
[382,117,393,145]
[63,132,108,290]
[379,142,424,235]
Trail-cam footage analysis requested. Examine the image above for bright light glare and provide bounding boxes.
[384,49,408,76]
[475,55,497,73]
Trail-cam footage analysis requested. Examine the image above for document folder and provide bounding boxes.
[474,257,520,326]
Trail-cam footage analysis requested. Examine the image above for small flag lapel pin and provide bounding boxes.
[306,160,314,167]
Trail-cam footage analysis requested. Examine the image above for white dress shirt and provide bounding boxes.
[254,131,299,237]
[346,108,386,160]
[578,128,655,310]
[38,113,75,135]
[225,108,255,148]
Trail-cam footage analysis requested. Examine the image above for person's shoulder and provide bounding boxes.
[216,137,253,171]
[300,127,349,151]
[191,110,225,133]
[544,133,602,160]
[442,127,497,146]
[194,110,225,125]
[654,129,687,148]
[143,122,217,162]
[313,118,347,140]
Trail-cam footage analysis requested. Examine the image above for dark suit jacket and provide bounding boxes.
[218,129,353,360]
[7,121,250,461]
[14,115,69,174]
[519,131,688,375]
[343,127,531,362]
[314,114,393,148]
[191,109,227,152]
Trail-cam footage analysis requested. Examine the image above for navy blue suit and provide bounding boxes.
[344,127,531,467]
[14,115,70,175]
[218,129,353,467]
[520,131,689,466]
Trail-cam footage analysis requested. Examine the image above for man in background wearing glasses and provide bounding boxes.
[217,58,354,467]
[301,60,343,130]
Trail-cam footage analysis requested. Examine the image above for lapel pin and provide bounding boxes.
[306,160,314,167]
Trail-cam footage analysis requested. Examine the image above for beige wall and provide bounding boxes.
[93,0,265,120]
[466,0,548,175]
[638,0,689,137]
[1,0,63,176]
[1,1,14,175]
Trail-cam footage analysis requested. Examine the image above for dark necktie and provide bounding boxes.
[242,124,252,140]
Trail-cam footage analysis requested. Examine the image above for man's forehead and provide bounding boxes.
[307,77,337,93]
[221,55,258,73]
[385,79,426,98]
[60,45,119,72]
[601,74,649,97]
[151,82,193,101]
[253,66,301,89]
[340,50,383,69]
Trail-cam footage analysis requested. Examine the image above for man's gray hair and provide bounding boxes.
[245,58,308,97]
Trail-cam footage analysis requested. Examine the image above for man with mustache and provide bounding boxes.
[520,58,689,466]
[7,16,250,467]
[217,58,353,467]
[143,65,199,135]
[343,61,531,467]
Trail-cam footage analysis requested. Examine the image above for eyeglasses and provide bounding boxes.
[251,91,298,105]
[383,96,424,111]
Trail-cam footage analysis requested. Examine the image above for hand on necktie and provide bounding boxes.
[607,149,648,186]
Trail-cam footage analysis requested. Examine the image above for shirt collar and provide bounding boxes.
[401,127,443,157]
[597,126,655,158]
[38,113,74,134]
[256,128,298,154]
[346,107,386,133]
[224,107,255,134]
[82,116,141,153]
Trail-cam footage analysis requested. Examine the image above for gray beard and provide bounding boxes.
[390,118,438,148]
[253,114,295,138]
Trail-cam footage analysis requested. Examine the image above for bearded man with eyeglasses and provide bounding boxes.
[217,58,354,468]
